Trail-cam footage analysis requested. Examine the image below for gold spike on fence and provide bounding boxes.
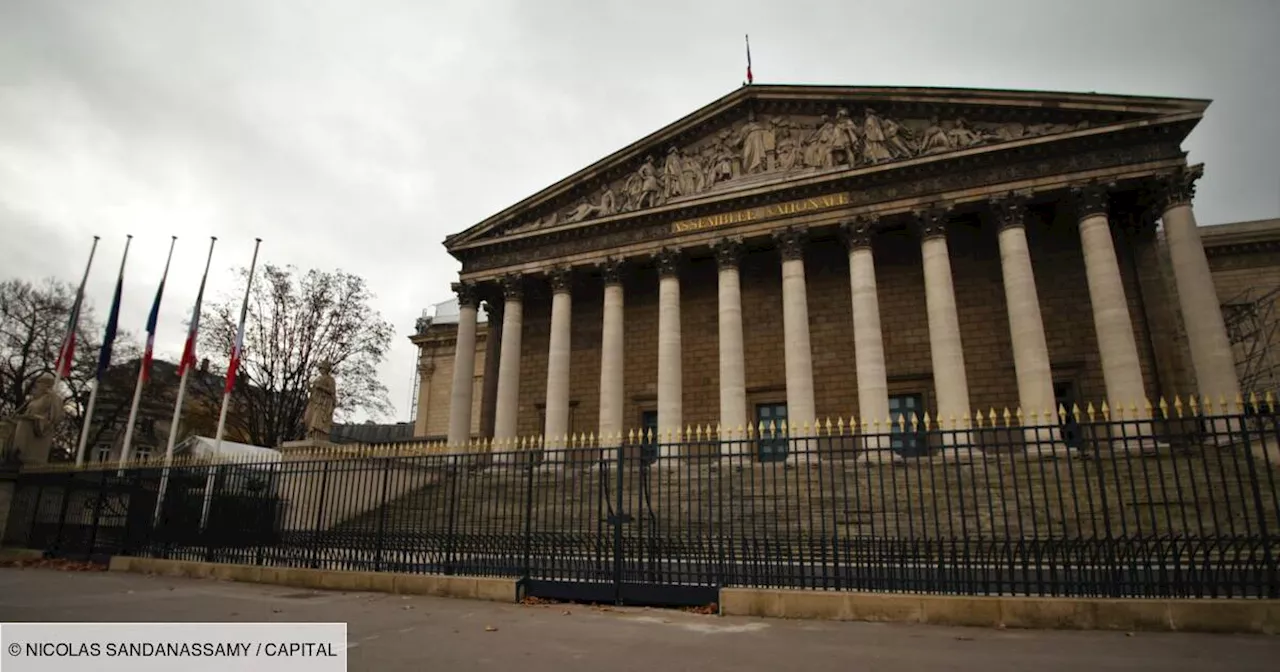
[1188,395,1200,416]
[1173,395,1184,418]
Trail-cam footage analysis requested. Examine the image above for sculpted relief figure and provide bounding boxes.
[662,147,683,200]
[303,360,336,442]
[6,373,64,462]
[565,185,619,223]
[679,150,703,196]
[918,116,951,155]
[831,107,861,167]
[861,108,893,164]
[737,110,774,175]
[947,118,982,148]
[772,117,801,172]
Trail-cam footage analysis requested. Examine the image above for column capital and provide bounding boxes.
[911,204,951,240]
[547,266,572,294]
[1154,163,1204,213]
[653,247,682,278]
[711,237,744,270]
[598,257,626,286]
[451,281,479,309]
[500,273,523,301]
[1069,181,1113,220]
[839,216,878,250]
[482,298,503,321]
[772,226,808,261]
[988,191,1031,231]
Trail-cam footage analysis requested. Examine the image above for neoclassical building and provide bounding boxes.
[411,84,1280,455]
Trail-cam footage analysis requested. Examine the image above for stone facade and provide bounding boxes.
[410,84,1279,449]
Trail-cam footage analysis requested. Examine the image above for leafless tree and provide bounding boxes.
[0,277,141,459]
[195,264,394,448]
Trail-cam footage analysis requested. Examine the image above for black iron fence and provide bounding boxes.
[4,406,1279,605]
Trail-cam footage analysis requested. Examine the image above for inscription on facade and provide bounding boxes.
[671,192,851,234]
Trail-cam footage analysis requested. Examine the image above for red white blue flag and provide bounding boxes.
[178,239,215,377]
[141,238,176,383]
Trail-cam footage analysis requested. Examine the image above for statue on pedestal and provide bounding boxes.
[6,373,64,462]
[303,360,336,442]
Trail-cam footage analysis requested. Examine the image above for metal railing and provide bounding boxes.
[4,405,1278,602]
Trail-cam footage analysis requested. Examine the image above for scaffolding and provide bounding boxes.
[1221,284,1280,396]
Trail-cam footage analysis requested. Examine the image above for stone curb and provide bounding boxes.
[719,588,1280,634]
[0,548,45,562]
[108,557,518,603]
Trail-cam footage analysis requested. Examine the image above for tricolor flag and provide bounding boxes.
[96,239,130,381]
[178,258,211,377]
[53,310,79,378]
[224,316,245,395]
[55,237,99,381]
[140,238,176,383]
[745,34,753,85]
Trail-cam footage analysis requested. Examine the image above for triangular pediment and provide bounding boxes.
[445,85,1208,251]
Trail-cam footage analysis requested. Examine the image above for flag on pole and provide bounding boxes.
[96,237,131,381]
[140,237,176,383]
[178,242,214,377]
[745,34,753,85]
[224,316,245,395]
[53,311,79,378]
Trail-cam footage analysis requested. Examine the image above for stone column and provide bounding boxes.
[446,281,480,450]
[711,238,748,453]
[1157,166,1241,416]
[479,297,502,440]
[543,267,572,459]
[915,207,972,442]
[493,274,524,454]
[413,358,434,437]
[839,218,890,462]
[1072,183,1152,441]
[654,248,683,455]
[774,227,817,460]
[991,194,1062,453]
[598,258,626,447]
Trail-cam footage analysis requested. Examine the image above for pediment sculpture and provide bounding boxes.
[506,107,1090,235]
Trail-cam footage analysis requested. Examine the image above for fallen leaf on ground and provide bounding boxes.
[484,625,498,632]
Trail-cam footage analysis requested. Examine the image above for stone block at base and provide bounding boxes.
[719,587,1280,634]
[107,557,518,604]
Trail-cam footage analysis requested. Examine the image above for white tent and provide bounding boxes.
[173,435,282,464]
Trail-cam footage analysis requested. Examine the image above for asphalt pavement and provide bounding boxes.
[0,568,1276,671]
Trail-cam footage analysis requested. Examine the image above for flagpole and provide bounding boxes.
[214,238,261,456]
[164,236,217,464]
[53,236,100,393]
[76,235,132,467]
[155,236,217,526]
[202,238,261,529]
[118,236,176,471]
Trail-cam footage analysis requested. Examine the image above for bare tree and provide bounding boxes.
[195,264,394,448]
[0,277,141,459]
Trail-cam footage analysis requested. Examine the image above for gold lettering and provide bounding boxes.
[668,191,848,236]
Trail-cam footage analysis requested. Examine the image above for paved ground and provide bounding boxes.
[0,569,1277,671]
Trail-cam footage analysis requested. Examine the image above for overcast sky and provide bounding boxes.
[2,0,1277,423]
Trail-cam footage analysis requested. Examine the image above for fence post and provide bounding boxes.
[373,456,392,572]
[310,460,331,570]
[521,453,535,584]
[51,472,74,557]
[84,471,108,561]
[26,480,44,550]
[443,459,460,576]
[613,440,625,605]
[1239,414,1278,598]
